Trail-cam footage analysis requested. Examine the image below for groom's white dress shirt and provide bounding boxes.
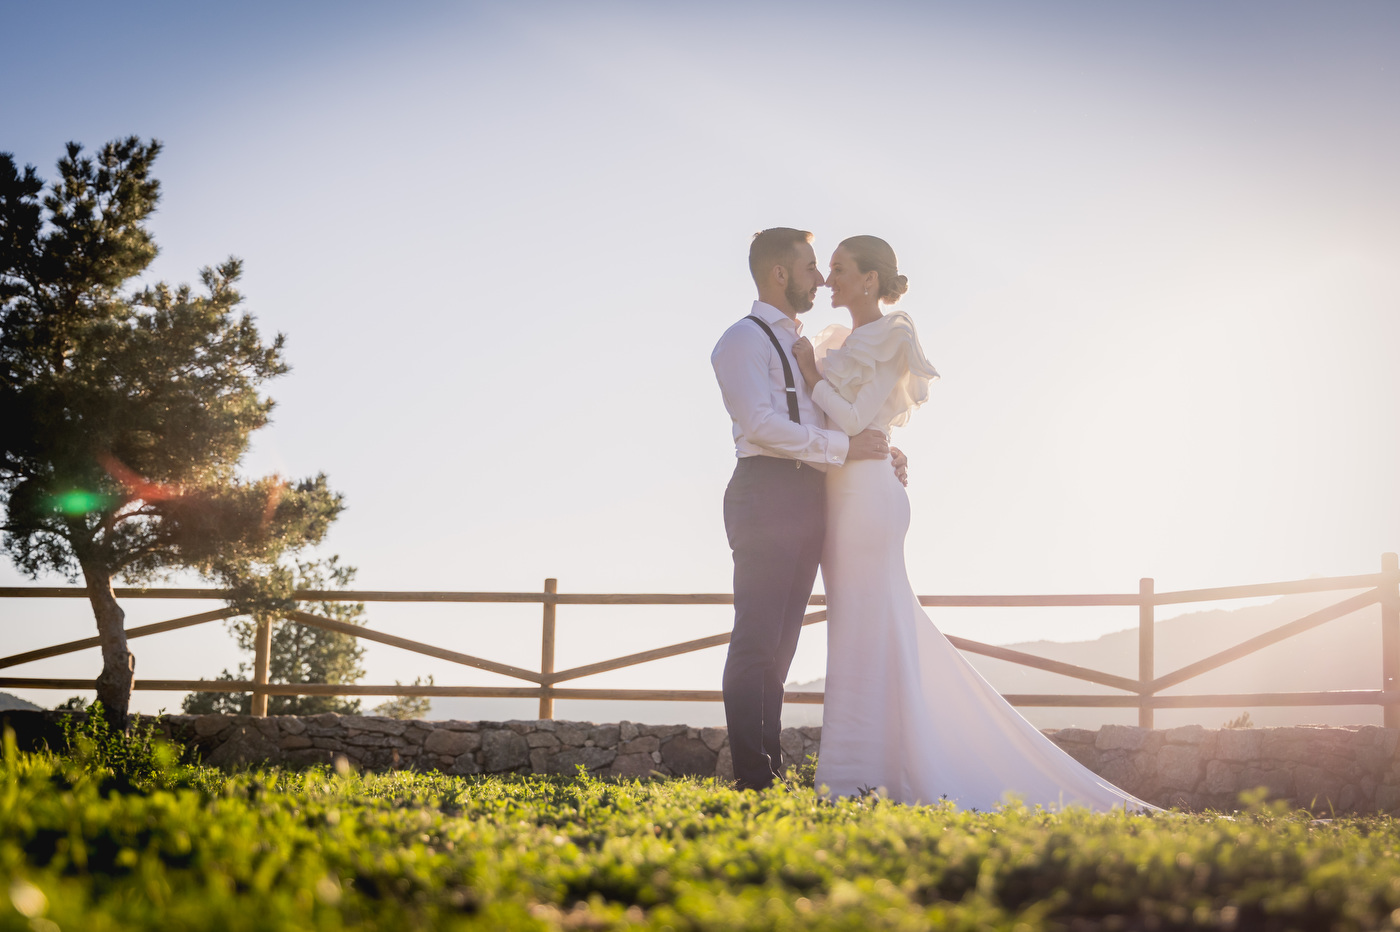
[711,300,850,469]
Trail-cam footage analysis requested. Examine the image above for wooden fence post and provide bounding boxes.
[1382,553,1399,728]
[539,578,557,720]
[251,616,272,717]
[1139,577,1154,729]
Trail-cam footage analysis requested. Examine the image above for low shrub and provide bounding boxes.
[5,741,1400,930]
[53,702,194,790]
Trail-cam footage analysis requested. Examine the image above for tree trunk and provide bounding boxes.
[82,561,133,731]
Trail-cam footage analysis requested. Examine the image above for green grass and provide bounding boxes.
[6,732,1400,931]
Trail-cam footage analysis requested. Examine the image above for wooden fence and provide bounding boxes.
[2,553,1397,728]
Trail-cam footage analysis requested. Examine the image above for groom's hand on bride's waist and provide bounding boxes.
[847,428,891,462]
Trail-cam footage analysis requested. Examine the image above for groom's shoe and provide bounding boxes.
[734,773,791,792]
[733,777,773,792]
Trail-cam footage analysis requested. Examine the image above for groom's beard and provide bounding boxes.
[785,276,815,313]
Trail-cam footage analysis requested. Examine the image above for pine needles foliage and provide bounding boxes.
[0,138,345,726]
[182,557,368,716]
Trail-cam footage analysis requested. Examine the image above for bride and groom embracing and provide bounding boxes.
[712,228,1150,811]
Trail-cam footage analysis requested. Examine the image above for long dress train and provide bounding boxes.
[809,311,1153,811]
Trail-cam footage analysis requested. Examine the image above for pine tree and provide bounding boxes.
[0,138,344,728]
[371,676,434,720]
[182,557,368,716]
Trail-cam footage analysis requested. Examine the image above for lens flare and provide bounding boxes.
[50,490,109,516]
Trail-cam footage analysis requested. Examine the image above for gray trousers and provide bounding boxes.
[722,456,826,789]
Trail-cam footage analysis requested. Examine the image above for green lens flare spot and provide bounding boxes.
[51,491,107,516]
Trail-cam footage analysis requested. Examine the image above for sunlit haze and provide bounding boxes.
[2,1,1397,715]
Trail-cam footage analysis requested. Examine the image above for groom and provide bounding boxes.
[711,227,906,790]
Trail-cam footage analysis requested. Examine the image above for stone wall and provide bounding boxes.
[1048,723,1400,813]
[5,710,1397,814]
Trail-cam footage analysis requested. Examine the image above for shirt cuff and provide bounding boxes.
[828,430,849,465]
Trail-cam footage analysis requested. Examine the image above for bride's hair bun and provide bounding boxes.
[839,234,909,305]
[886,274,910,302]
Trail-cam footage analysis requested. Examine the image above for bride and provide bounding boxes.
[791,235,1152,812]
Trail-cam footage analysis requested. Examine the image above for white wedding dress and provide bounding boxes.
[810,311,1152,811]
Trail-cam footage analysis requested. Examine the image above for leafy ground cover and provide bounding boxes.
[6,728,1400,931]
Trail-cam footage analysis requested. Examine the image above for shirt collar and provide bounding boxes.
[751,300,802,336]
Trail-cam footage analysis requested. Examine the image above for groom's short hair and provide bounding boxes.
[749,228,813,287]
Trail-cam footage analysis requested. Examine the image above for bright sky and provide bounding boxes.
[3,1,1398,714]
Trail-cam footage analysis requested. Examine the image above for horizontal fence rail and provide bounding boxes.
[2,554,1397,726]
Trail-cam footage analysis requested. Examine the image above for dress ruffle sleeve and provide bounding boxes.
[820,311,939,430]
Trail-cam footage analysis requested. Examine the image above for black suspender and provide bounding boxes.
[744,315,801,424]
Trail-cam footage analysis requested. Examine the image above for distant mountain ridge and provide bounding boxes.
[793,590,1384,730]
[0,692,43,712]
[433,590,1384,728]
